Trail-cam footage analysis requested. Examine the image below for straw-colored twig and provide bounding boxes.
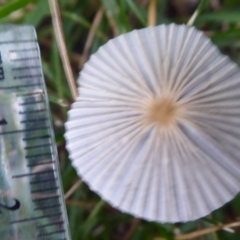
[48,0,78,100]
[148,0,156,26]
[64,179,82,200]
[154,221,240,240]
[80,8,104,68]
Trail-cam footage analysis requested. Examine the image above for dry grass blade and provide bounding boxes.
[148,0,156,26]
[48,0,78,100]
[64,179,82,200]
[80,8,104,68]
[154,221,240,240]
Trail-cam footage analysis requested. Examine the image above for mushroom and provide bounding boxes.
[64,24,240,223]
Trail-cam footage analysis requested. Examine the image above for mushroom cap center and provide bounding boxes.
[145,97,180,127]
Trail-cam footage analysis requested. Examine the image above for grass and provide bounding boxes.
[1,0,240,239]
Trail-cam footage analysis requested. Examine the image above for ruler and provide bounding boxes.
[0,25,71,239]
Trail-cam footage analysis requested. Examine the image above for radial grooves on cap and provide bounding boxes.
[65,23,240,223]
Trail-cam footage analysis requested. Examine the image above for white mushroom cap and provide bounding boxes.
[64,24,240,223]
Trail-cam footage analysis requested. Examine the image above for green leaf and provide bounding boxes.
[0,0,35,19]
[126,0,147,27]
[154,223,174,240]
[101,0,121,34]
[101,0,119,18]
[210,29,240,47]
[231,193,240,214]
[180,221,197,234]
[62,11,107,40]
[52,39,64,99]
[119,0,132,33]
[62,11,90,29]
[82,200,105,239]
[84,200,105,226]
[24,0,50,27]
[197,11,240,23]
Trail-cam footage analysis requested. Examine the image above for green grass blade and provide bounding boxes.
[82,200,105,238]
[187,0,210,26]
[0,0,35,19]
[24,0,50,27]
[62,11,90,29]
[126,0,147,26]
[62,11,107,40]
[197,11,240,23]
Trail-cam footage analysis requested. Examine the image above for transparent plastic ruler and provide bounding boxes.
[0,25,71,239]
